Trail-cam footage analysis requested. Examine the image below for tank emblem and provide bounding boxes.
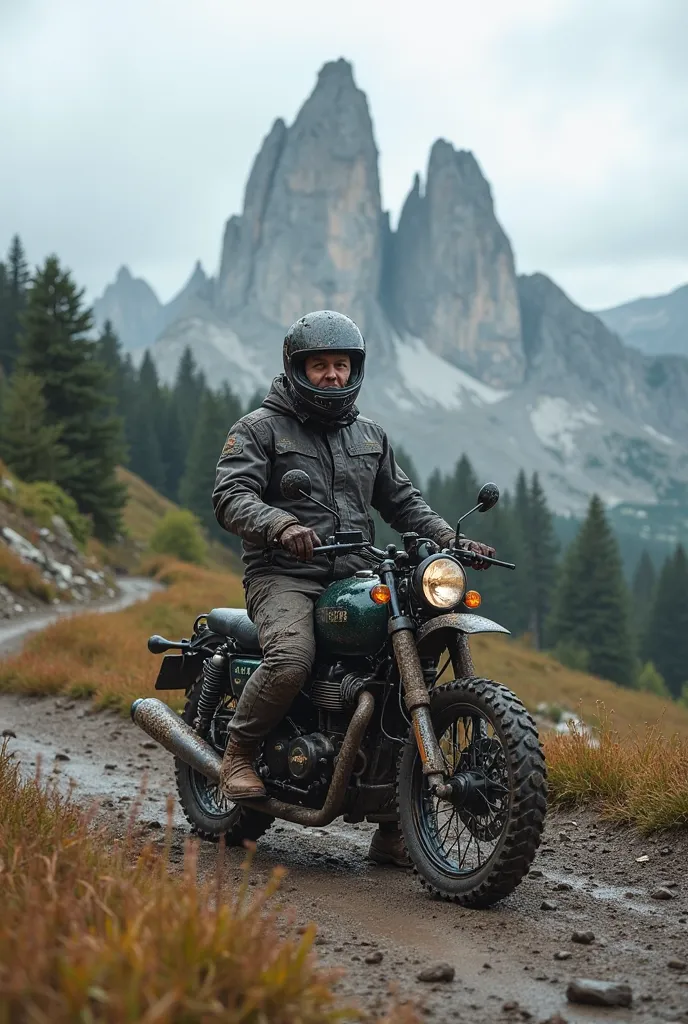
[316,608,348,624]
[290,751,308,765]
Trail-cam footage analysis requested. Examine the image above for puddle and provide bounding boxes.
[544,868,653,914]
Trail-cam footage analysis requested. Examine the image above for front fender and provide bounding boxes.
[416,613,510,658]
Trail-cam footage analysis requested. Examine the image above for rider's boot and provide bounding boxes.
[219,739,266,801]
[367,820,411,868]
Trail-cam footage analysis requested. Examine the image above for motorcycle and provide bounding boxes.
[132,471,547,907]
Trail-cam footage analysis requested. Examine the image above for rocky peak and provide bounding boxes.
[217,118,287,314]
[386,140,524,388]
[92,266,162,351]
[217,59,384,334]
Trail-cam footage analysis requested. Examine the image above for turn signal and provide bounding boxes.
[464,590,481,609]
[370,584,391,605]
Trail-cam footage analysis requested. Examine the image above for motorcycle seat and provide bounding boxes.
[206,608,261,653]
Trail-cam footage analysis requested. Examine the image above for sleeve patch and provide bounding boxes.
[221,433,245,457]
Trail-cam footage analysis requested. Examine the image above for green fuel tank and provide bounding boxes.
[314,573,389,656]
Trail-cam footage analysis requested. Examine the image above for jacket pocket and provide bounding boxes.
[275,437,318,458]
[346,440,383,458]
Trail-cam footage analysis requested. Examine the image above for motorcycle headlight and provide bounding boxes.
[414,555,467,610]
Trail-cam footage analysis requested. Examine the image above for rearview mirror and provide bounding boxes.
[477,482,499,512]
[280,469,312,500]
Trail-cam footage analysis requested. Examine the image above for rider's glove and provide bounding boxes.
[457,537,495,570]
[278,523,322,561]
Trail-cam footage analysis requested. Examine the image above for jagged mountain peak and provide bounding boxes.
[315,57,357,87]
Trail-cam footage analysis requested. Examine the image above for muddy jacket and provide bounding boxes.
[213,377,455,581]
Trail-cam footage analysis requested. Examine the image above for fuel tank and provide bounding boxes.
[314,573,389,656]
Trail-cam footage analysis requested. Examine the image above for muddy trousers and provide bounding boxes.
[227,574,325,745]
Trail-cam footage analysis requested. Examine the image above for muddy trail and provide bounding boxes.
[2,594,688,1022]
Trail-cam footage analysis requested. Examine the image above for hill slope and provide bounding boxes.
[113,466,240,573]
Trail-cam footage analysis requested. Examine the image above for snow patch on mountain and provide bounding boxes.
[393,335,510,410]
[150,317,271,394]
[644,424,675,446]
[529,397,601,459]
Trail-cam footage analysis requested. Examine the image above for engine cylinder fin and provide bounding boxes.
[310,678,345,710]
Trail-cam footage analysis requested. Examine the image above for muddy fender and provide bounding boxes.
[416,613,510,659]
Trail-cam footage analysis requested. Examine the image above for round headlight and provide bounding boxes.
[415,556,467,610]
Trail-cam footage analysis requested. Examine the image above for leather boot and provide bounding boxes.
[367,823,411,868]
[219,738,266,801]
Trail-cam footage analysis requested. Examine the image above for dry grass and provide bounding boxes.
[0,559,242,713]
[0,746,366,1023]
[545,718,688,832]
[0,543,54,601]
[470,632,688,738]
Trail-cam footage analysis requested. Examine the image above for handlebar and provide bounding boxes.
[310,541,515,570]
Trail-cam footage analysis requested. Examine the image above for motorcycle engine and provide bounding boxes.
[263,729,335,785]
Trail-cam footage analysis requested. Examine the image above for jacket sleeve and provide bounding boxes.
[212,422,298,547]
[371,435,455,546]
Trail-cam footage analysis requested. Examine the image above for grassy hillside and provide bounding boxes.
[110,467,240,573]
[470,632,688,738]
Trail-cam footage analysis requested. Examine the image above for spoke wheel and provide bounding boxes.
[397,677,546,907]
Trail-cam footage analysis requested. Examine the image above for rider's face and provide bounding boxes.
[304,352,351,389]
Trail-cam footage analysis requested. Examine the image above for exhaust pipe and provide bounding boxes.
[130,691,375,827]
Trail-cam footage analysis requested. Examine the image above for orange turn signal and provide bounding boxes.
[370,584,391,605]
[464,590,481,609]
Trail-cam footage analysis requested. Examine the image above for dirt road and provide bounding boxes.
[1,590,687,1022]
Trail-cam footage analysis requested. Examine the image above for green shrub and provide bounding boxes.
[635,660,671,699]
[16,480,92,547]
[148,510,208,565]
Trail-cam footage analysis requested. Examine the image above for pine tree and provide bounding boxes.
[476,493,530,635]
[0,236,30,374]
[17,256,126,539]
[244,387,266,415]
[0,372,65,481]
[643,545,688,698]
[127,351,165,491]
[524,474,559,648]
[631,549,657,630]
[549,495,635,686]
[160,397,186,500]
[172,346,206,480]
[179,389,238,544]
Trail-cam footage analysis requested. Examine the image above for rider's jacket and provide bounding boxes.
[213,376,454,581]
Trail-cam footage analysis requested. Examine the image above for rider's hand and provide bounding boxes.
[459,538,495,570]
[279,524,322,561]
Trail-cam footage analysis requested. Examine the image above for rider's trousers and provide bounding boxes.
[227,574,325,745]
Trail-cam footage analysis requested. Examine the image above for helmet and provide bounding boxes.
[283,310,366,421]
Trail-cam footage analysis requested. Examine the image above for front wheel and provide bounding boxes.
[397,678,547,907]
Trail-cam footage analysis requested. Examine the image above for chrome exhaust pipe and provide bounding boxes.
[131,697,221,782]
[130,690,375,827]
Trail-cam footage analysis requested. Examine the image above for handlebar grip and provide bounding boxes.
[458,550,516,570]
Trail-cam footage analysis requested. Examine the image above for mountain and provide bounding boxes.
[92,260,213,352]
[92,59,688,532]
[597,283,688,357]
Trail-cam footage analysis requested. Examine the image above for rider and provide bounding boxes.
[212,310,494,866]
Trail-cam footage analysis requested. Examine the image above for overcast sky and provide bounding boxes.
[2,0,687,311]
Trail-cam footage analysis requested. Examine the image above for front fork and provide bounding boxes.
[381,563,452,797]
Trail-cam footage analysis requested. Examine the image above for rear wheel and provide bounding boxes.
[397,677,546,907]
[175,680,274,844]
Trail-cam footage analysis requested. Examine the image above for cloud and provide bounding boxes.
[1,0,686,311]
